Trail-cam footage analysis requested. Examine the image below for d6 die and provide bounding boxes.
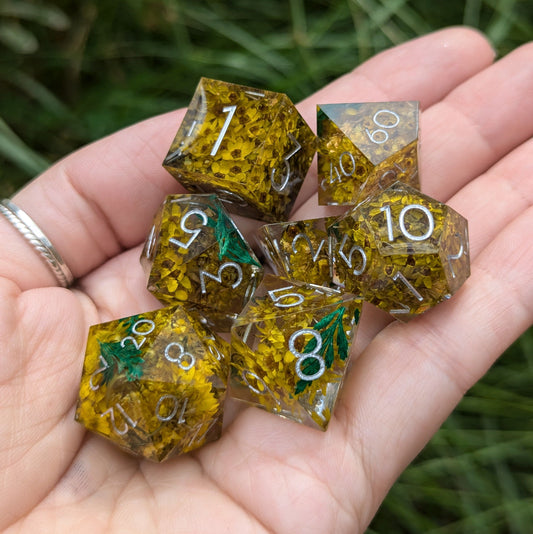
[318,102,419,205]
[141,193,263,331]
[257,217,337,287]
[163,77,316,222]
[329,182,470,320]
[230,274,362,430]
[75,306,229,462]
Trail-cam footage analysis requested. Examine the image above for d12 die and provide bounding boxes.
[141,193,263,331]
[257,217,337,287]
[163,77,316,222]
[75,305,229,462]
[329,182,470,320]
[230,274,362,430]
[317,101,419,206]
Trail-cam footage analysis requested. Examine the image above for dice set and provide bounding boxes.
[75,77,470,461]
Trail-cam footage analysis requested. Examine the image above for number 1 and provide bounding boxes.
[210,105,237,156]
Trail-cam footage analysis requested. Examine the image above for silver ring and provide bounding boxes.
[0,199,74,288]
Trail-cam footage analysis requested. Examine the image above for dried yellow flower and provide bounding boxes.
[75,305,229,462]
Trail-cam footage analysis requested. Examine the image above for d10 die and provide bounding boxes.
[230,274,362,430]
[75,305,229,462]
[257,217,337,287]
[329,182,470,320]
[163,77,316,222]
[318,101,419,206]
[141,193,263,331]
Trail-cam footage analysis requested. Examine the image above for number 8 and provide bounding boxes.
[289,329,325,381]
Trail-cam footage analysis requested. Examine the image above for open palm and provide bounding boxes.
[1,28,532,533]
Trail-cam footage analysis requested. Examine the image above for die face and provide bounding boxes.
[439,208,470,294]
[257,218,337,287]
[318,102,419,206]
[141,194,263,331]
[330,182,470,320]
[163,78,316,222]
[229,275,362,430]
[75,306,229,462]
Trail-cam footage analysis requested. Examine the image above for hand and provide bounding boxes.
[1,27,531,533]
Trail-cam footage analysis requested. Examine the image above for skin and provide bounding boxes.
[1,27,532,533]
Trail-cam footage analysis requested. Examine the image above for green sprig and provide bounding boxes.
[99,340,145,385]
[295,306,348,394]
[206,205,261,267]
[98,318,145,385]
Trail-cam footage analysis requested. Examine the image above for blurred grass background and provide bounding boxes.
[0,0,531,531]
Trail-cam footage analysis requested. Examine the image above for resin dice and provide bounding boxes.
[318,101,419,206]
[230,274,362,430]
[330,182,470,320]
[257,217,337,287]
[75,306,229,462]
[163,77,316,222]
[141,194,263,331]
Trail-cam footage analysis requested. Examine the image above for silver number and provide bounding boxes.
[101,404,137,436]
[199,262,243,294]
[169,208,208,250]
[268,285,305,308]
[338,234,367,275]
[325,151,356,188]
[132,319,155,336]
[89,354,109,391]
[155,395,188,423]
[365,109,400,145]
[205,335,224,361]
[185,418,219,448]
[447,231,468,278]
[120,318,156,351]
[241,369,281,408]
[164,342,196,371]
[378,162,407,188]
[289,329,325,382]
[391,271,424,314]
[291,233,326,262]
[210,105,237,156]
[380,204,434,242]
[365,109,400,144]
[270,132,302,192]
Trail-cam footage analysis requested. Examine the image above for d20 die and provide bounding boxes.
[230,274,362,430]
[163,77,316,222]
[141,193,263,331]
[257,217,337,287]
[329,182,470,320]
[318,101,419,206]
[75,305,229,462]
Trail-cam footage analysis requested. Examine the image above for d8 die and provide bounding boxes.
[257,217,337,287]
[329,182,470,320]
[318,101,419,206]
[230,274,362,430]
[75,306,229,462]
[163,77,316,222]
[141,193,263,331]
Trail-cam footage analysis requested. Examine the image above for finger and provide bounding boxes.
[421,42,533,201]
[5,110,187,290]
[197,135,533,534]
[75,245,162,322]
[294,41,533,224]
[293,26,496,209]
[3,28,494,291]
[293,136,533,354]
[337,200,533,527]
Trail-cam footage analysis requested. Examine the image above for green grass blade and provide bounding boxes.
[0,116,49,176]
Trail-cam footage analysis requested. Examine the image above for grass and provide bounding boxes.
[0,1,531,531]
